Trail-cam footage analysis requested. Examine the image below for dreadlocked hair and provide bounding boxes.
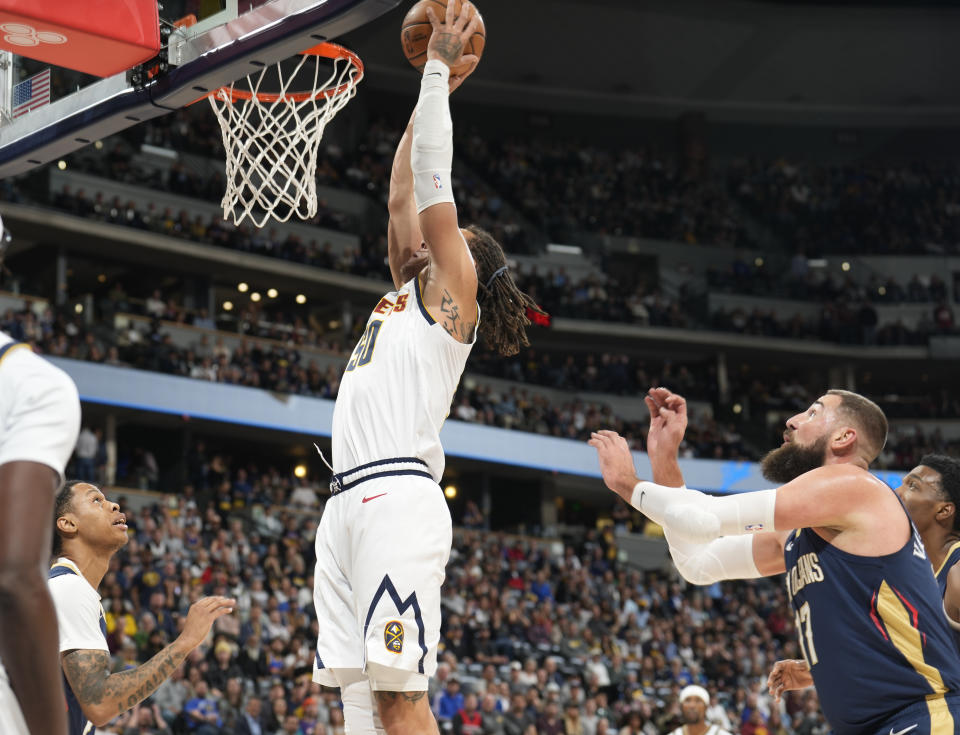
[52,480,87,556]
[466,225,546,357]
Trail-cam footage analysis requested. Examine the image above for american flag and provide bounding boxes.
[12,68,51,119]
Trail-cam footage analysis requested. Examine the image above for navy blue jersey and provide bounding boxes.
[935,541,960,599]
[50,563,108,735]
[935,540,960,655]
[784,504,960,735]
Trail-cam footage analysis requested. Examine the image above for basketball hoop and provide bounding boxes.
[208,42,363,227]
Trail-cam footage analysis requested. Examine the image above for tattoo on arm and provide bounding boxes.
[62,645,185,717]
[439,289,474,342]
[374,690,427,705]
[431,32,463,66]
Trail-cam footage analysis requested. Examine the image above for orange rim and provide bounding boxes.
[212,42,363,104]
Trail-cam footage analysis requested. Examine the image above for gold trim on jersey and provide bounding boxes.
[926,694,955,735]
[934,541,960,578]
[50,558,82,575]
[0,342,29,364]
[876,579,953,733]
[414,272,439,325]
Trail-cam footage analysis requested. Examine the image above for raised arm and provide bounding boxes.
[388,58,477,291]
[61,596,233,726]
[410,2,481,324]
[387,112,422,290]
[639,387,786,581]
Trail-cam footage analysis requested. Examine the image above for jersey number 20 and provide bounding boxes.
[346,321,383,372]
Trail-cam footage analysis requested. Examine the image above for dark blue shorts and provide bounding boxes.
[868,693,960,735]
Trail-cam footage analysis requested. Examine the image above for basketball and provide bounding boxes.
[401,0,486,75]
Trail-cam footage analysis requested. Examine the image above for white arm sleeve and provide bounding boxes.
[630,481,778,543]
[664,528,762,585]
[411,60,456,213]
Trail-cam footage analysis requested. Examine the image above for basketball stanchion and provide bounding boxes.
[207,42,364,227]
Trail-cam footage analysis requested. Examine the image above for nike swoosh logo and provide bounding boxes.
[427,72,442,77]
[639,491,645,508]
[785,542,794,551]
[890,725,918,735]
[362,493,388,504]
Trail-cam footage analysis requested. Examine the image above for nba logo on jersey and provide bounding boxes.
[433,173,442,189]
[384,621,404,654]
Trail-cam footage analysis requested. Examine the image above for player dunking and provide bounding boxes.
[0,214,82,735]
[591,388,960,734]
[312,4,541,735]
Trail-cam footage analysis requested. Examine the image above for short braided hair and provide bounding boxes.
[466,225,545,357]
[52,480,88,556]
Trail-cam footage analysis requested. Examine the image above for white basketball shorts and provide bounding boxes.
[313,468,452,691]
[0,669,29,735]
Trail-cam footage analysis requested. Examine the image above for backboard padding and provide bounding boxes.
[0,0,399,178]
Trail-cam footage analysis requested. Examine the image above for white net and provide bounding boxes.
[208,45,362,227]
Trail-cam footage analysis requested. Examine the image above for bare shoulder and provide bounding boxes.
[800,464,891,496]
[946,560,960,586]
[421,267,477,344]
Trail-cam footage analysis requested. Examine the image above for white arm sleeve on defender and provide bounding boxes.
[664,528,762,585]
[411,60,457,213]
[630,481,778,542]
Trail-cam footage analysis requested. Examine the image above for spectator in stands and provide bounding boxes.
[666,686,732,735]
[235,696,266,735]
[183,679,221,734]
[438,676,466,724]
[453,692,484,735]
[75,425,99,481]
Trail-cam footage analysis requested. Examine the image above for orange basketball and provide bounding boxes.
[401,0,485,76]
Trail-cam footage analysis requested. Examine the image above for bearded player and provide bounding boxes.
[0,214,82,735]
[768,453,960,702]
[312,4,541,735]
[591,388,960,734]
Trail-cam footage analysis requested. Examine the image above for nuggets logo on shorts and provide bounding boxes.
[384,620,404,654]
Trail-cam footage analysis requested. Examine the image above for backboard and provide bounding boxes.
[0,0,400,178]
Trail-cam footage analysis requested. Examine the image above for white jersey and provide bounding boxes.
[0,331,81,735]
[50,558,109,735]
[331,275,475,481]
[0,329,80,475]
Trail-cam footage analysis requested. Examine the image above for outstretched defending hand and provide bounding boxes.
[589,430,639,503]
[644,387,688,459]
[425,1,481,71]
[767,658,813,702]
[176,596,236,651]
